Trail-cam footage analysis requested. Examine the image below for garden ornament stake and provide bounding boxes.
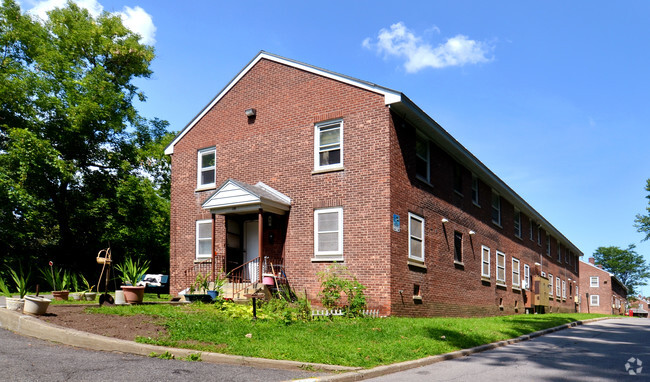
[96,247,115,305]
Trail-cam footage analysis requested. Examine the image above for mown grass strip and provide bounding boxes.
[88,303,609,368]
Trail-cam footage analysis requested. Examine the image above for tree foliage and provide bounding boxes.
[0,0,172,277]
[593,245,650,296]
[635,179,650,241]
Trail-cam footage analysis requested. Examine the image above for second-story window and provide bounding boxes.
[314,120,343,171]
[471,174,480,205]
[491,191,501,226]
[415,133,430,182]
[197,147,216,189]
[546,233,551,256]
[590,276,599,287]
[514,209,521,238]
[453,163,463,194]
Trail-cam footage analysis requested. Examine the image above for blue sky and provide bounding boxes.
[18,1,650,296]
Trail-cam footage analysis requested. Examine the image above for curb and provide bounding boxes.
[310,316,616,381]
[0,308,357,373]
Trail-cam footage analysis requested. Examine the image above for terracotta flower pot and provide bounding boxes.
[121,285,145,304]
[52,290,69,301]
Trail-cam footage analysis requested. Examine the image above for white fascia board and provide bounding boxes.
[164,51,401,155]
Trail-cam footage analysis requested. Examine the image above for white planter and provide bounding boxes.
[84,292,97,301]
[71,293,83,301]
[6,297,25,312]
[114,290,126,305]
[23,296,51,315]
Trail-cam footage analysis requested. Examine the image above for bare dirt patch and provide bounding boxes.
[38,305,167,341]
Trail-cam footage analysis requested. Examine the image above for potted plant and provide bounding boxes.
[115,257,150,304]
[23,294,51,315]
[184,273,213,303]
[69,272,83,301]
[80,274,96,301]
[207,270,226,301]
[41,261,70,300]
[0,276,12,306]
[6,267,30,312]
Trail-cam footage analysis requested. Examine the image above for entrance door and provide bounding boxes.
[243,220,259,282]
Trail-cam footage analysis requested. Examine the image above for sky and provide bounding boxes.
[16,1,650,296]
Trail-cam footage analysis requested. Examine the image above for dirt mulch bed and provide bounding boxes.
[38,305,167,342]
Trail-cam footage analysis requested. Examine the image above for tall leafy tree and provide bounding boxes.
[593,245,650,296]
[0,0,172,275]
[635,179,650,240]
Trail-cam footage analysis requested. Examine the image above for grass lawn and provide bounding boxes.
[88,303,609,368]
[49,293,172,305]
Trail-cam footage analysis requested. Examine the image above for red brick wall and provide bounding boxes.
[169,58,393,311]
[388,114,579,316]
[579,261,627,314]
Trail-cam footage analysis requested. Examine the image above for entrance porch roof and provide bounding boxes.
[202,179,291,215]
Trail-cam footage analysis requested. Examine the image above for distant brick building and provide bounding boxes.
[165,51,582,316]
[579,258,627,315]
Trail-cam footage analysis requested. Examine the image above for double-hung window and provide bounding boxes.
[557,243,562,262]
[415,133,430,182]
[491,191,501,226]
[314,207,343,260]
[546,234,551,255]
[197,147,216,189]
[481,246,490,278]
[496,251,506,285]
[314,120,343,171]
[590,276,599,287]
[408,213,425,263]
[454,231,463,263]
[530,220,535,241]
[523,264,530,290]
[556,276,561,297]
[548,273,554,296]
[471,174,480,205]
[453,163,463,194]
[514,209,521,238]
[512,258,521,288]
[196,219,212,259]
[562,280,566,300]
[590,294,599,306]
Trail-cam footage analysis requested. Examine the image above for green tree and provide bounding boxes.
[635,179,650,240]
[0,0,172,274]
[593,245,650,296]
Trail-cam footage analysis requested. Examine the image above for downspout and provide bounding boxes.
[258,208,263,283]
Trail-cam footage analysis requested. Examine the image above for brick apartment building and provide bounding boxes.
[579,258,627,315]
[165,51,582,316]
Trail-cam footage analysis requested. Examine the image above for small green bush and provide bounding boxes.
[318,264,367,317]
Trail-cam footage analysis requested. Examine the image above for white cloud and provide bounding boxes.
[117,6,156,45]
[363,22,493,73]
[22,0,156,45]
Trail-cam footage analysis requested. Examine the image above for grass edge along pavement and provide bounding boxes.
[87,304,610,368]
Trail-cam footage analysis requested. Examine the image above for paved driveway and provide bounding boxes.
[367,318,650,381]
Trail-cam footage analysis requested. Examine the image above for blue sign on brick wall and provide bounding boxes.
[393,214,400,232]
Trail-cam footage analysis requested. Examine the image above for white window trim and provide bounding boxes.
[590,294,599,306]
[481,245,490,278]
[415,132,430,183]
[556,276,561,297]
[562,280,566,299]
[549,273,554,296]
[523,264,530,290]
[197,147,216,190]
[195,219,212,259]
[313,207,344,261]
[314,119,344,172]
[496,251,506,285]
[512,257,521,288]
[408,213,425,263]
[590,276,599,288]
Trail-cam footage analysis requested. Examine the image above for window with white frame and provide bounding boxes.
[514,209,521,238]
[549,273,553,296]
[556,276,561,297]
[415,133,430,182]
[481,246,490,278]
[314,207,343,260]
[197,147,216,189]
[491,191,501,226]
[196,219,212,259]
[314,120,343,171]
[471,174,479,205]
[590,276,599,287]
[590,294,599,306]
[562,280,566,299]
[512,257,521,288]
[408,213,425,263]
[523,264,530,290]
[496,251,506,284]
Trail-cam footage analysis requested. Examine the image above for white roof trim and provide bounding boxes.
[202,179,291,215]
[164,51,402,155]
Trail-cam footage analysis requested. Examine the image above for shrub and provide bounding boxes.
[318,264,367,317]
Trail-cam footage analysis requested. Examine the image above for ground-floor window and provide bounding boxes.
[512,257,520,288]
[590,294,600,306]
[314,207,343,260]
[196,219,212,259]
[496,251,506,285]
[481,246,490,278]
[408,213,425,263]
[549,273,553,296]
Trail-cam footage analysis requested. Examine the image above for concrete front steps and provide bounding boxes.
[221,282,271,301]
